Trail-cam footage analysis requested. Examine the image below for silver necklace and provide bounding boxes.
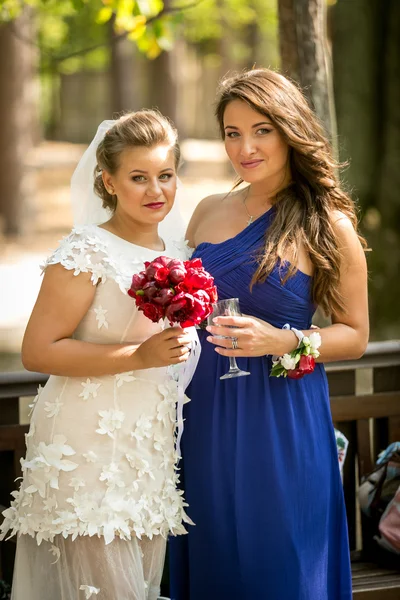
[243,188,271,226]
[243,188,254,226]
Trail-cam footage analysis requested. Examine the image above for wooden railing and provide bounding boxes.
[1,341,400,593]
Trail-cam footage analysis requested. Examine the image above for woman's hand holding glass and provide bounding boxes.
[206,313,297,358]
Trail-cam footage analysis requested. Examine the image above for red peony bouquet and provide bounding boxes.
[128,256,218,327]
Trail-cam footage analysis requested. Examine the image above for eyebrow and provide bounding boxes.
[129,167,174,174]
[224,121,272,130]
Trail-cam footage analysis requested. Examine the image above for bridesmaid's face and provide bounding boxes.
[103,144,177,225]
[223,100,290,187]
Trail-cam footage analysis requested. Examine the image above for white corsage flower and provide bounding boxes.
[309,332,322,355]
[280,354,297,371]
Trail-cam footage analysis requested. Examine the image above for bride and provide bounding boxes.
[1,110,196,600]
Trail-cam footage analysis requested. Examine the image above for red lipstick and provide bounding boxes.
[145,202,165,210]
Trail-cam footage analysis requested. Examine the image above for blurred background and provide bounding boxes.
[0,0,399,373]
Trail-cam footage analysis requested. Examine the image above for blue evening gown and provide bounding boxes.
[169,207,352,600]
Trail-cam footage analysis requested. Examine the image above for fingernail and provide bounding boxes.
[206,336,212,342]
[206,326,212,332]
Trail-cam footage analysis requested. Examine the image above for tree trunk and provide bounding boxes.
[332,0,400,339]
[109,18,140,114]
[278,0,337,145]
[146,0,179,130]
[377,1,400,224]
[332,0,381,205]
[0,12,36,236]
[147,49,178,127]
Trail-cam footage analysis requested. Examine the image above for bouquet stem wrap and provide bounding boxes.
[169,326,201,458]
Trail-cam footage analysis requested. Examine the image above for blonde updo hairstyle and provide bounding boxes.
[94,109,180,213]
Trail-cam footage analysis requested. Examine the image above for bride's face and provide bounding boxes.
[103,144,177,225]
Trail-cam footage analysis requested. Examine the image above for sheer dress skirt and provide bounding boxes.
[11,533,166,600]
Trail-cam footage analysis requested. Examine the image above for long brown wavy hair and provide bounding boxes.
[216,68,366,316]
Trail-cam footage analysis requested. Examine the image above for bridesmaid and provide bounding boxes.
[169,68,369,600]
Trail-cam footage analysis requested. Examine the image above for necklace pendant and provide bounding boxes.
[247,216,254,226]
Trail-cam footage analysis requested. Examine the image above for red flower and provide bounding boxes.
[154,267,171,286]
[153,288,175,306]
[185,269,213,291]
[145,257,170,280]
[141,302,164,323]
[135,294,146,307]
[192,289,213,321]
[287,355,315,379]
[129,255,217,327]
[130,272,148,293]
[185,258,203,269]
[168,259,186,284]
[142,281,160,299]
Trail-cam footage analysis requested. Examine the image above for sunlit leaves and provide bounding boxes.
[127,15,147,39]
[0,0,278,68]
[96,6,113,23]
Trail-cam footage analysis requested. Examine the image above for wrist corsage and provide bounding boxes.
[270,328,322,379]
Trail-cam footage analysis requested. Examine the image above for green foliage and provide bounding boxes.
[180,0,278,65]
[0,0,175,65]
[1,0,278,68]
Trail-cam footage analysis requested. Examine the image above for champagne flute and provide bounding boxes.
[208,298,251,380]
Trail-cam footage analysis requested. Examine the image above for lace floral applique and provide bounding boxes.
[49,544,61,564]
[44,398,64,418]
[79,585,100,598]
[115,371,136,387]
[42,226,152,291]
[94,305,108,329]
[79,379,101,401]
[96,410,125,438]
[21,435,78,498]
[153,432,168,452]
[29,385,43,416]
[69,478,85,492]
[43,496,58,512]
[25,421,36,442]
[131,415,153,443]
[82,451,98,463]
[99,462,125,491]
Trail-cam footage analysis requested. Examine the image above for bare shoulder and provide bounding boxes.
[191,192,228,219]
[330,210,366,266]
[330,209,359,239]
[331,210,356,232]
[186,191,230,245]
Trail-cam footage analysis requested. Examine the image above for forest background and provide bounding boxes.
[0,0,399,370]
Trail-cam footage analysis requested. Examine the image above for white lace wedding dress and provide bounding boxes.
[1,225,193,600]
